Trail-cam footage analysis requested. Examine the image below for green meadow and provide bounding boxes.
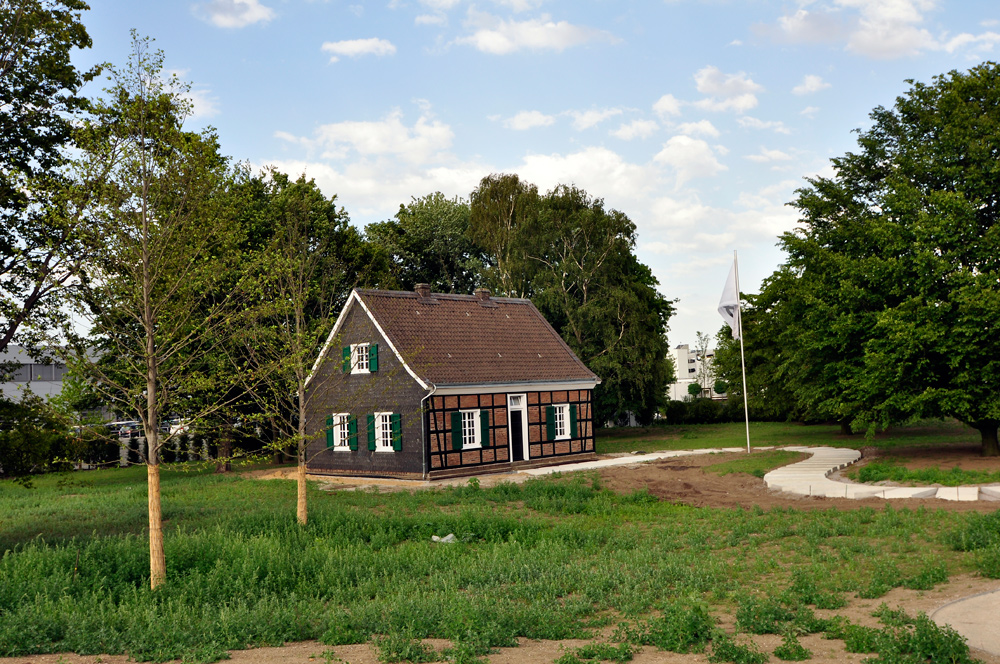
[0,421,996,663]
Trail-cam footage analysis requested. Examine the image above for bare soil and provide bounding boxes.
[8,447,1000,664]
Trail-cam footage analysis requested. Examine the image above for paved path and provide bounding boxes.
[761,446,998,501]
[932,589,1000,657]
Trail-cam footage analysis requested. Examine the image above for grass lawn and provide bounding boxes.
[594,419,982,455]
[0,421,997,663]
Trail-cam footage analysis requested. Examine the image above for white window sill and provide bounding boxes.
[333,447,352,452]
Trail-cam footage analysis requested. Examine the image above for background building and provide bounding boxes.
[0,345,67,401]
[667,344,725,401]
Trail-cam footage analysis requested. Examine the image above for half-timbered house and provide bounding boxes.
[305,284,600,479]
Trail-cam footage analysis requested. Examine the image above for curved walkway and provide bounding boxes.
[762,446,998,501]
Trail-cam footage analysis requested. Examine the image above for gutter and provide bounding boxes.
[420,381,437,480]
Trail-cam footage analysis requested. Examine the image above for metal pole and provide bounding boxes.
[734,250,751,454]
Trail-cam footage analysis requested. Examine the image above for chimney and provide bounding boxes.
[414,283,431,298]
[474,288,491,302]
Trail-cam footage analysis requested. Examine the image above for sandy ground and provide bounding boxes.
[7,446,1000,664]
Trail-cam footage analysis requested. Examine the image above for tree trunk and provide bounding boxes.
[296,462,307,525]
[215,424,233,473]
[147,463,166,589]
[979,422,1000,457]
[839,419,853,436]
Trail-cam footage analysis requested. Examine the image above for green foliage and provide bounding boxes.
[736,596,795,635]
[554,642,635,663]
[641,599,715,653]
[0,0,99,352]
[851,459,1000,486]
[772,634,811,661]
[688,382,704,397]
[708,632,769,664]
[366,192,482,293]
[374,633,439,663]
[0,395,77,478]
[949,510,1000,551]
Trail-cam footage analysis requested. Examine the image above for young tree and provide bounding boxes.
[0,0,99,354]
[366,192,484,293]
[68,35,244,587]
[237,171,390,525]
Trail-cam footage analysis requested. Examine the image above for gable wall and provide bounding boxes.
[305,301,427,477]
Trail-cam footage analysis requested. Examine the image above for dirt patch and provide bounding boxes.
[862,444,1000,473]
[3,577,998,664]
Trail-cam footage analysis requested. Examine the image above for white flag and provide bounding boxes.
[718,260,741,340]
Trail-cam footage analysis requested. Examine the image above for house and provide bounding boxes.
[305,284,601,479]
[667,343,725,401]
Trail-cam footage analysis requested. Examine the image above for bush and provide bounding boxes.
[0,395,78,479]
[642,599,715,653]
[773,634,811,661]
[708,632,768,664]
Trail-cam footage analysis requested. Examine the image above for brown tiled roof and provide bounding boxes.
[355,289,599,386]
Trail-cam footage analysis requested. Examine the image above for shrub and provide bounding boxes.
[642,599,715,653]
[708,632,768,664]
[374,633,438,663]
[773,634,811,661]
[736,596,794,634]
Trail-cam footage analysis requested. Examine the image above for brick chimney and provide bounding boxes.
[474,288,491,302]
[414,283,431,298]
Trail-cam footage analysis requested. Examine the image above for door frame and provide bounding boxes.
[507,393,529,461]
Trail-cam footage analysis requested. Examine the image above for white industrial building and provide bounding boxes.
[0,345,67,401]
[667,343,726,401]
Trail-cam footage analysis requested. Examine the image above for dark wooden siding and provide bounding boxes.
[427,388,595,471]
[305,302,427,477]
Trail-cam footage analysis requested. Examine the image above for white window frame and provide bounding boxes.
[553,404,570,440]
[350,343,370,374]
[332,413,350,451]
[460,409,481,449]
[374,411,394,452]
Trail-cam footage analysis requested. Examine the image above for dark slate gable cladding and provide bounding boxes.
[354,289,597,386]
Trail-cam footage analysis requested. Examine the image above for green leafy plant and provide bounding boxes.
[773,634,811,661]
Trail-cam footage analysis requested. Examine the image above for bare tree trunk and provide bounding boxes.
[978,422,999,457]
[296,461,307,525]
[839,419,853,436]
[296,388,308,525]
[216,423,233,473]
[147,463,166,589]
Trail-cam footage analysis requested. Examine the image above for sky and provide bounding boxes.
[72,0,1000,349]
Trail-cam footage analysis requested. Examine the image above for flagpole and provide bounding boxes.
[734,250,751,454]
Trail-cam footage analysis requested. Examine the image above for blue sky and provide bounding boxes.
[74,0,1000,348]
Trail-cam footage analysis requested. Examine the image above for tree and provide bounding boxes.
[755,62,1000,454]
[526,185,675,426]
[237,171,391,525]
[0,0,99,354]
[68,35,244,587]
[687,382,702,399]
[365,192,484,293]
[468,173,539,298]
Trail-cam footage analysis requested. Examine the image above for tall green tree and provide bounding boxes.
[468,173,539,298]
[527,185,675,426]
[366,192,484,293]
[68,35,244,587]
[748,62,1000,454]
[0,0,99,353]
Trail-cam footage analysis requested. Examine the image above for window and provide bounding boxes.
[546,403,576,441]
[329,413,351,451]
[450,409,490,450]
[343,343,379,373]
[461,410,480,448]
[688,358,696,364]
[368,412,401,452]
[351,343,370,373]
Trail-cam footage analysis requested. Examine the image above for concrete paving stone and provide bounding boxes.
[932,589,1000,656]
[935,486,979,501]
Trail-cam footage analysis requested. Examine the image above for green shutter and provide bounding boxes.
[391,413,402,451]
[348,416,358,451]
[326,415,334,449]
[369,344,379,372]
[342,346,351,373]
[451,411,462,451]
[545,406,555,441]
[570,406,578,438]
[367,414,376,451]
[479,410,490,447]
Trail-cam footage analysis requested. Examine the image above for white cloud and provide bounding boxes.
[676,120,720,138]
[456,11,614,54]
[653,94,682,118]
[321,38,397,63]
[692,66,762,113]
[761,0,1000,59]
[494,0,545,11]
[503,110,555,130]
[745,147,793,163]
[517,147,661,200]
[284,109,453,164]
[569,108,622,130]
[738,117,791,134]
[611,119,658,140]
[653,135,727,187]
[164,69,219,119]
[800,106,820,117]
[416,14,447,25]
[193,0,274,28]
[792,74,831,95]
